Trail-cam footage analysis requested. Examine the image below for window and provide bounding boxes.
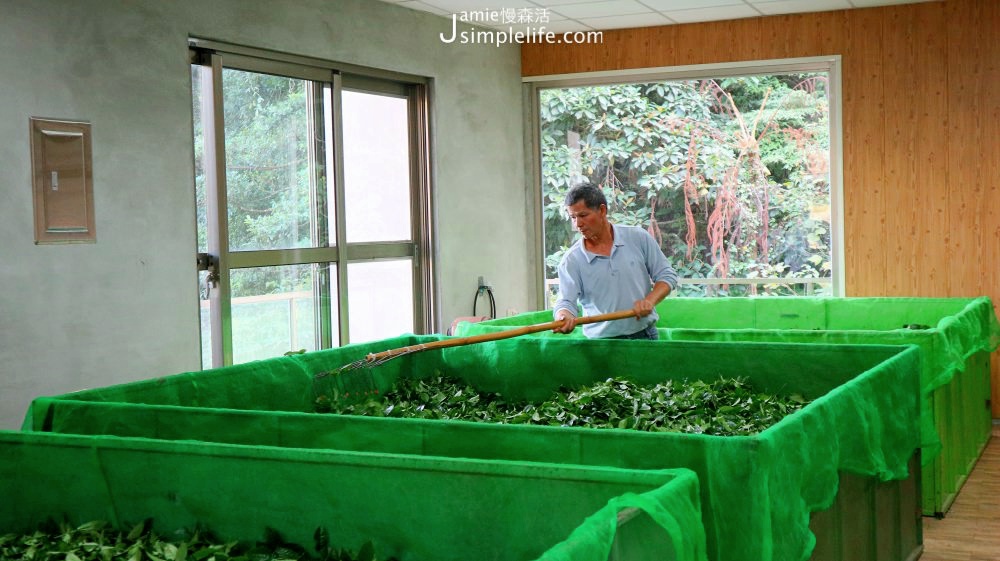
[191,40,432,368]
[529,58,842,303]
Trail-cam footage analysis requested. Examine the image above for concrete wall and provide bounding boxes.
[0,0,531,429]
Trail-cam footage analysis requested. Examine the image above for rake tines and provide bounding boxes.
[314,308,638,411]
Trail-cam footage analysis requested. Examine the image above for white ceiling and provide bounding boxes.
[377,0,937,32]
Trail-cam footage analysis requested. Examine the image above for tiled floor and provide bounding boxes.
[920,424,1000,561]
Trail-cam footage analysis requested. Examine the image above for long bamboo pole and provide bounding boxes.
[357,309,638,368]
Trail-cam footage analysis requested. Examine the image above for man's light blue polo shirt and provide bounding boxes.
[553,224,678,338]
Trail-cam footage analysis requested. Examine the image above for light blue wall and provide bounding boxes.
[0,0,533,428]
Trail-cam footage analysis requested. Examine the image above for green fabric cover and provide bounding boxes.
[0,430,706,561]
[454,296,1000,514]
[27,339,921,561]
[455,299,999,411]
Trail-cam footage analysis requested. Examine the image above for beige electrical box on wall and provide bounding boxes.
[30,117,96,244]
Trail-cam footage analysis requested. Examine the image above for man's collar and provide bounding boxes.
[577,224,622,262]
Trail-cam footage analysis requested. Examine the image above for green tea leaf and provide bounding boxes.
[127,521,146,541]
[356,541,375,561]
[320,375,812,436]
[313,527,329,554]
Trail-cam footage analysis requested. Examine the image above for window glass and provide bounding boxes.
[347,259,414,343]
[223,69,314,252]
[342,91,412,243]
[539,73,833,300]
[229,264,331,363]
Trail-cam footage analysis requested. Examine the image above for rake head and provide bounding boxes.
[312,347,424,412]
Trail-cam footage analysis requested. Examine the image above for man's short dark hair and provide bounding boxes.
[565,182,607,210]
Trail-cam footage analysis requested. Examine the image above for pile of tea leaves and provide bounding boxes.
[318,376,810,436]
[0,519,394,561]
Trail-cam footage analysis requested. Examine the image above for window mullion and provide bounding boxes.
[330,73,351,345]
[409,85,433,334]
[311,81,334,350]
[202,53,234,367]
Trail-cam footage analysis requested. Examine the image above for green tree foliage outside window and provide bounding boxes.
[194,69,317,299]
[193,67,320,364]
[540,74,832,299]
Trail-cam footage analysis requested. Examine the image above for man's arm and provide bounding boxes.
[633,280,671,318]
[634,228,677,318]
[640,229,678,288]
[552,254,580,334]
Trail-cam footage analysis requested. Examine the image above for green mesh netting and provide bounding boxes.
[453,296,1000,515]
[0,430,706,561]
[27,339,921,561]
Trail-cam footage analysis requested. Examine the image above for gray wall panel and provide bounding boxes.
[0,0,530,428]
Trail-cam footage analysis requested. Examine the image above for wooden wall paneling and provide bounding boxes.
[879,6,919,296]
[645,18,757,67]
[945,0,982,299]
[980,0,1000,417]
[641,27,675,70]
[842,9,887,296]
[734,17,764,63]
[602,29,632,70]
[779,11,840,59]
[572,42,594,74]
[984,0,1000,301]
[693,21,722,63]
[821,11,846,58]
[527,42,574,75]
[671,22,713,66]
[598,31,632,73]
[618,27,656,71]
[710,17,762,64]
[911,2,950,296]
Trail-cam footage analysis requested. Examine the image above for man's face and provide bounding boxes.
[566,200,607,241]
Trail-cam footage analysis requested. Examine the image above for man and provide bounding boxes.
[552,182,678,339]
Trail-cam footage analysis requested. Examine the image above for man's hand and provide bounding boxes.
[634,282,671,319]
[552,310,577,334]
[632,298,654,319]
